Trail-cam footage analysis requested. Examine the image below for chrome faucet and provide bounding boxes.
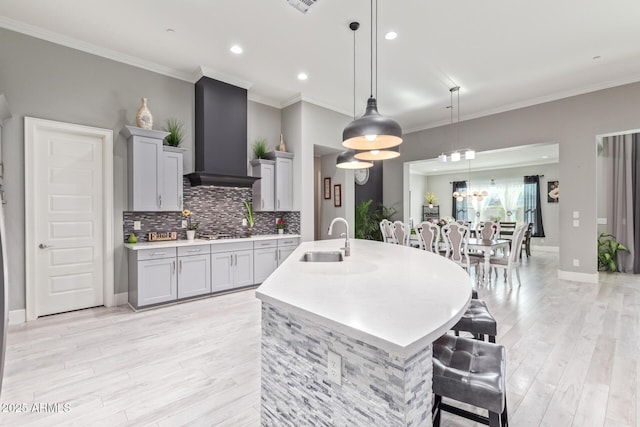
[328,217,350,256]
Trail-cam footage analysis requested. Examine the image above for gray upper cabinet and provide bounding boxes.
[251,159,275,212]
[122,126,184,212]
[266,151,294,212]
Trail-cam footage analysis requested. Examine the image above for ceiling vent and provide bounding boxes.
[287,0,317,13]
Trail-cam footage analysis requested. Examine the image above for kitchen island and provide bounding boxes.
[256,238,472,426]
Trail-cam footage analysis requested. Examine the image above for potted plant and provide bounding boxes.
[598,233,629,272]
[164,118,185,147]
[243,201,255,235]
[425,192,437,208]
[252,138,269,159]
[276,218,285,234]
[182,209,199,240]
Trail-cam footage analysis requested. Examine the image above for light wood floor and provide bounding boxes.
[1,251,638,426]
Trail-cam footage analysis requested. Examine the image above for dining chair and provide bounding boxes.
[489,223,527,286]
[441,223,482,278]
[379,219,397,244]
[477,220,499,240]
[393,221,411,246]
[418,221,440,253]
[521,222,533,257]
[498,221,516,239]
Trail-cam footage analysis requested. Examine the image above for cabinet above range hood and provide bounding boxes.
[186,76,259,188]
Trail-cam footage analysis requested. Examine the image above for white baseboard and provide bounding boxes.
[115,292,129,306]
[532,245,559,253]
[557,270,599,284]
[9,309,26,325]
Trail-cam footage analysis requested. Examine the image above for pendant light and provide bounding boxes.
[337,22,373,170]
[342,0,402,152]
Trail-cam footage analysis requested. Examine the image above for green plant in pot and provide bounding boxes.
[252,138,269,159]
[164,118,185,147]
[597,232,629,272]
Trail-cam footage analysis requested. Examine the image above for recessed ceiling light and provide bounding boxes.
[541,155,549,159]
[384,31,397,40]
[297,73,308,81]
[166,28,175,33]
[592,55,601,60]
[230,45,243,54]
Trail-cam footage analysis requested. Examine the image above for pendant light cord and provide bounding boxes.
[353,24,356,119]
[375,0,378,100]
[370,0,374,98]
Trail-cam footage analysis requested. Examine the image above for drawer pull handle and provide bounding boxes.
[187,249,202,252]
[151,252,166,256]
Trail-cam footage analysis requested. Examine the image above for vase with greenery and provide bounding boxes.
[252,138,268,159]
[244,201,255,235]
[164,119,185,147]
[598,232,629,272]
[425,192,436,207]
[355,199,397,241]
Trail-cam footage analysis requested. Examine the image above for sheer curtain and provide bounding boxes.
[523,175,545,237]
[606,134,635,273]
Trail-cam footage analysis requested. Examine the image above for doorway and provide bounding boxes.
[25,117,114,320]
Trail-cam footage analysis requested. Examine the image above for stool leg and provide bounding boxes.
[489,410,501,427]
[432,395,442,427]
[489,335,496,343]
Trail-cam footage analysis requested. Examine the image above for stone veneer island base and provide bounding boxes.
[256,239,472,426]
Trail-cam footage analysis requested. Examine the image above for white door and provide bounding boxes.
[25,118,113,319]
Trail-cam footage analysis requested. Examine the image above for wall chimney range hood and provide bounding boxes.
[188,76,259,188]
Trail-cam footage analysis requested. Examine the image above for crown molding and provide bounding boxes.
[194,66,253,89]
[247,94,282,109]
[281,94,351,117]
[0,17,196,83]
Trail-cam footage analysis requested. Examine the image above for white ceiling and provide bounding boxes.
[1,1,640,132]
[409,143,559,176]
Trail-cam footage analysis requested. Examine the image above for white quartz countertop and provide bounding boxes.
[124,234,300,250]
[256,239,472,356]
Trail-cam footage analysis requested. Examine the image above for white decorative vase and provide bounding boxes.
[278,229,284,235]
[186,230,196,241]
[429,204,434,208]
[277,134,287,152]
[136,97,153,129]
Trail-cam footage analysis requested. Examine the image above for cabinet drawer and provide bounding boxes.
[210,241,253,253]
[254,239,278,249]
[177,244,211,257]
[137,247,177,261]
[278,237,300,247]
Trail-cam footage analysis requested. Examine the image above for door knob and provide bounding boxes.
[39,243,52,249]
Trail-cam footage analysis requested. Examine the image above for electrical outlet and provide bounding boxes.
[573,259,580,267]
[181,220,187,228]
[275,217,281,225]
[573,211,580,219]
[572,219,579,227]
[327,350,342,385]
[133,221,141,230]
[242,218,248,227]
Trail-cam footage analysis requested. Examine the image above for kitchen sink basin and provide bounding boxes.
[300,251,344,262]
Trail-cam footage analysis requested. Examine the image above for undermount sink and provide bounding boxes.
[300,251,344,262]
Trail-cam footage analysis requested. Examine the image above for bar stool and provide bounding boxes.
[452,298,497,343]
[432,334,508,427]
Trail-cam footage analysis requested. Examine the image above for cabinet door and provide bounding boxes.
[233,250,254,287]
[278,246,297,266]
[162,150,183,211]
[254,247,277,284]
[275,158,293,211]
[131,136,162,211]
[212,252,234,292]
[138,258,176,306]
[178,254,211,299]
[253,162,275,212]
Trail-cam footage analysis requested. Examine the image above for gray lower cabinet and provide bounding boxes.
[254,240,278,283]
[177,245,211,299]
[278,237,300,266]
[211,241,254,292]
[129,248,178,308]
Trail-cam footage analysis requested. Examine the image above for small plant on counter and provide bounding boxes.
[181,209,199,230]
[425,192,437,205]
[598,232,629,272]
[276,219,285,230]
[243,201,255,228]
[252,138,269,159]
[164,118,185,147]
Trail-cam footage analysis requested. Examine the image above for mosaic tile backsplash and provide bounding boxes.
[123,180,300,242]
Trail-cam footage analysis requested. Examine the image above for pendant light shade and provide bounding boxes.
[336,150,374,169]
[353,145,400,161]
[342,97,402,150]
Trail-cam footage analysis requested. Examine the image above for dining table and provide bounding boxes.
[467,238,511,284]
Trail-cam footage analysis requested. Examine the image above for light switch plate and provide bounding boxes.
[133,221,141,230]
[573,219,579,227]
[181,220,187,228]
[573,211,580,219]
[327,350,342,385]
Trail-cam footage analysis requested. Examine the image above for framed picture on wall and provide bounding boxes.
[547,180,559,202]
[324,177,331,200]
[334,184,342,207]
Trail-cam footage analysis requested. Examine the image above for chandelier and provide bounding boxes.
[439,87,475,162]
[452,160,488,202]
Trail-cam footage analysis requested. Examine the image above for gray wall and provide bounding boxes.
[385,82,640,275]
[247,101,281,171]
[319,153,351,240]
[0,28,283,311]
